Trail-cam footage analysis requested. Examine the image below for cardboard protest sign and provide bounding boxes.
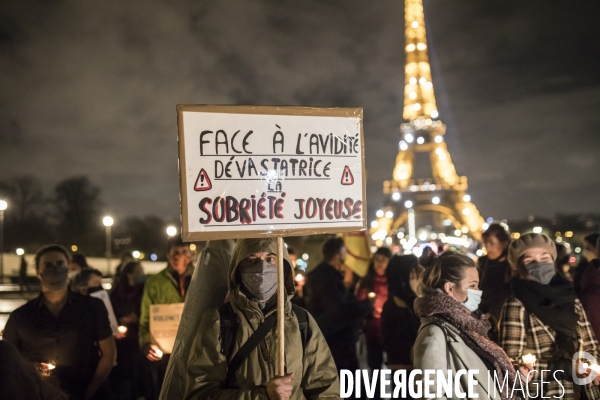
[90,289,119,335]
[149,303,184,354]
[177,105,366,240]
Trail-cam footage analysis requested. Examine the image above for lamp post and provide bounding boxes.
[103,216,114,275]
[0,200,7,283]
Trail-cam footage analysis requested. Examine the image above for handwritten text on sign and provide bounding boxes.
[179,107,365,239]
[149,303,184,354]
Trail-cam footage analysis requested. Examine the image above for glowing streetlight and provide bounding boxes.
[103,216,114,275]
[166,226,177,237]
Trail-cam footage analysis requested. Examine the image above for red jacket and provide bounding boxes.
[357,274,388,339]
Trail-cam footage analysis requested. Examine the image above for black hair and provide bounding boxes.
[482,223,511,243]
[121,260,141,277]
[361,247,393,291]
[70,268,103,293]
[418,246,437,269]
[115,261,143,289]
[584,232,600,248]
[554,242,571,280]
[386,255,420,308]
[70,253,89,269]
[34,244,70,270]
[322,237,345,262]
[166,236,189,256]
[287,247,296,256]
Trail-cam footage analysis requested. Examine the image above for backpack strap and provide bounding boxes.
[218,303,312,388]
[291,304,312,355]
[420,321,451,368]
[419,320,453,399]
[225,312,278,388]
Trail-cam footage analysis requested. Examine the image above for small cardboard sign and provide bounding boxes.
[90,289,119,336]
[177,105,367,241]
[149,303,184,354]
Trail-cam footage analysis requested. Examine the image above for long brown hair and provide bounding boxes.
[421,252,475,294]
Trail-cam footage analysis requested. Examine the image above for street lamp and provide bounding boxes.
[0,200,7,283]
[103,216,114,275]
[166,225,177,237]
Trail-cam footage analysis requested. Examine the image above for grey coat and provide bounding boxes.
[412,317,502,400]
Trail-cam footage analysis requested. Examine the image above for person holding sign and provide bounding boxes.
[139,236,194,398]
[184,238,339,400]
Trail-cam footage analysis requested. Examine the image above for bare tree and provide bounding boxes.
[54,176,103,250]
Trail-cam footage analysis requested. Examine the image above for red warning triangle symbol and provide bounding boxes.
[341,165,354,185]
[194,169,212,191]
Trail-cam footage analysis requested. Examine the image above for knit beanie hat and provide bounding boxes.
[508,232,557,270]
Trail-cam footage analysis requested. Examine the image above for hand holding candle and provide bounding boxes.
[38,361,56,377]
[146,344,163,361]
[522,353,536,366]
[117,325,128,334]
[154,347,163,359]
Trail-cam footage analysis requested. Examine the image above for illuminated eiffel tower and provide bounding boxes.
[370,0,485,249]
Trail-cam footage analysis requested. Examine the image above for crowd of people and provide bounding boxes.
[1,225,600,400]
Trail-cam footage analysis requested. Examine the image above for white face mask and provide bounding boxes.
[462,289,483,312]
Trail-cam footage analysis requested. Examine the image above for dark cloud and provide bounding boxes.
[0,0,599,223]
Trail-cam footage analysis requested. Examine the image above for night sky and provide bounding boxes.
[1,1,599,224]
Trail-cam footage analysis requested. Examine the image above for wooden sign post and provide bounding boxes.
[276,236,285,376]
[177,105,366,377]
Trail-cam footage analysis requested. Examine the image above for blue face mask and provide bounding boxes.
[463,289,483,312]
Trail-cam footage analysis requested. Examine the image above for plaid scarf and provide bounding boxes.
[415,290,519,400]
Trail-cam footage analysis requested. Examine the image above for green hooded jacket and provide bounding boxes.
[139,264,194,349]
[184,238,340,400]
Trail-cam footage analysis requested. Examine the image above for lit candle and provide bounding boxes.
[295,274,304,282]
[522,354,536,366]
[117,325,128,334]
[155,348,163,358]
[38,361,56,377]
[368,292,376,299]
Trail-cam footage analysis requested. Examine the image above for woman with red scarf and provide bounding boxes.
[413,252,532,399]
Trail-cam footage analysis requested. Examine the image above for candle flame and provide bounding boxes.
[522,354,536,365]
